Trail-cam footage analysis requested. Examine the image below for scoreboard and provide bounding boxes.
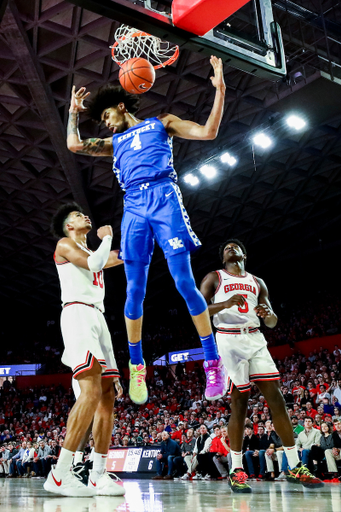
[106,447,161,478]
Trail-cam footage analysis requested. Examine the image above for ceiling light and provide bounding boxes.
[286,115,306,130]
[252,132,272,149]
[220,152,237,166]
[200,165,217,178]
[184,173,199,186]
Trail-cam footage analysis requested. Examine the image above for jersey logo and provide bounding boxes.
[168,237,184,249]
[165,192,173,198]
[139,183,150,190]
[51,472,62,486]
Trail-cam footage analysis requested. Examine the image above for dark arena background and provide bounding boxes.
[1,0,341,511]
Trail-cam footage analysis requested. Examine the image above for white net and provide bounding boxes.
[111,25,179,69]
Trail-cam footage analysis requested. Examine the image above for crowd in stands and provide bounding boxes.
[2,292,341,369]
[1,343,341,482]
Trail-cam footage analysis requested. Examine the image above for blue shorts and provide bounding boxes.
[120,180,201,263]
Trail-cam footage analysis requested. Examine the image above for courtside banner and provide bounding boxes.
[0,364,41,376]
[107,447,161,474]
[168,348,204,364]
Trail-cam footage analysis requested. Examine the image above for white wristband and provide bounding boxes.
[87,235,112,272]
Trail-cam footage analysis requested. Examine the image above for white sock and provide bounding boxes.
[231,450,243,471]
[284,445,300,469]
[73,451,83,465]
[93,452,107,476]
[55,448,74,472]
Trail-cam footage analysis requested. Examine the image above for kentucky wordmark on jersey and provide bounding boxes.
[112,118,177,191]
[212,269,261,329]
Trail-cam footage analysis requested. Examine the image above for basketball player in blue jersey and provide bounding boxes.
[67,56,227,405]
[200,239,324,492]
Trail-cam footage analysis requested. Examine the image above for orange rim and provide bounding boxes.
[111,31,179,69]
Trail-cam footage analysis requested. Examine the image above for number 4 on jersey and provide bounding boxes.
[130,133,141,151]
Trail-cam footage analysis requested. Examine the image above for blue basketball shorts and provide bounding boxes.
[120,180,202,263]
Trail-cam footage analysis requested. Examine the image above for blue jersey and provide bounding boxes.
[111,117,177,192]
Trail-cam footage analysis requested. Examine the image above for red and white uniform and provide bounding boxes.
[212,269,280,394]
[54,244,119,380]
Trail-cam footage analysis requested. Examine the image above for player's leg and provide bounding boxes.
[120,205,154,404]
[44,360,103,497]
[228,386,252,493]
[166,252,227,399]
[255,379,324,488]
[88,377,125,495]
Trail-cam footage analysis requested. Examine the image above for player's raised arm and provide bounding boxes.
[67,86,113,157]
[254,277,278,328]
[56,225,115,270]
[159,56,226,141]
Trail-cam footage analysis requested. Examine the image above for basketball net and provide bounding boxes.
[111,25,179,69]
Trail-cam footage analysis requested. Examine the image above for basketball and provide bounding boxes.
[119,58,155,95]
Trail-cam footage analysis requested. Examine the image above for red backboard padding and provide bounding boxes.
[172,0,251,36]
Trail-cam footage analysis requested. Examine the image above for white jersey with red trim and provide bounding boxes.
[54,243,105,311]
[212,269,260,329]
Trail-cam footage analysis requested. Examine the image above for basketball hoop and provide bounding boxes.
[111,25,179,70]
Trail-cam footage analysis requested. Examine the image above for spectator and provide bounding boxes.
[292,416,304,436]
[310,422,335,478]
[8,441,27,478]
[210,426,230,478]
[191,425,212,480]
[243,426,260,478]
[152,431,181,480]
[324,420,341,478]
[332,379,341,404]
[295,418,321,468]
[0,445,10,477]
[33,440,51,477]
[174,428,196,479]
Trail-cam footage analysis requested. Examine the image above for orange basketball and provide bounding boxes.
[119,58,155,95]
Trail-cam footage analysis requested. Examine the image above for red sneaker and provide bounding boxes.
[286,464,324,488]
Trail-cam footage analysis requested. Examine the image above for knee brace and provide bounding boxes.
[167,252,207,317]
[124,260,150,320]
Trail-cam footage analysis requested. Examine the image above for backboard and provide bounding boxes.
[67,0,286,81]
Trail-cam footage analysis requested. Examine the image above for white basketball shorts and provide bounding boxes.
[60,303,119,381]
[216,327,280,393]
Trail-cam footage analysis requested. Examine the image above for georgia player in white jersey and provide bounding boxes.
[44,202,125,498]
[200,239,324,493]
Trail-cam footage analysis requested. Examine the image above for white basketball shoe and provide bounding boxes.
[88,470,125,496]
[44,467,95,497]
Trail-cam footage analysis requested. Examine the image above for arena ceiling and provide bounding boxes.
[0,0,341,316]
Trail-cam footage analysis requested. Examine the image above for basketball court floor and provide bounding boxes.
[0,479,339,512]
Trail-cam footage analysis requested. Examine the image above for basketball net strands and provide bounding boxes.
[111,25,179,69]
[66,0,286,80]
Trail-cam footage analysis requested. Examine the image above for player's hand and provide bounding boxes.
[69,85,90,113]
[114,380,123,399]
[210,56,226,91]
[97,225,113,239]
[223,294,246,309]
[254,304,273,318]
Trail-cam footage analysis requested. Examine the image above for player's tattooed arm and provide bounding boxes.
[67,85,113,157]
[76,138,113,156]
[254,277,278,328]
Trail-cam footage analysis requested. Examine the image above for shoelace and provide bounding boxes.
[133,368,146,387]
[207,369,217,384]
[233,471,248,484]
[290,465,312,478]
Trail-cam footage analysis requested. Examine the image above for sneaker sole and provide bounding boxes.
[286,477,325,488]
[44,481,95,497]
[228,480,252,493]
[128,394,148,405]
[95,488,126,496]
